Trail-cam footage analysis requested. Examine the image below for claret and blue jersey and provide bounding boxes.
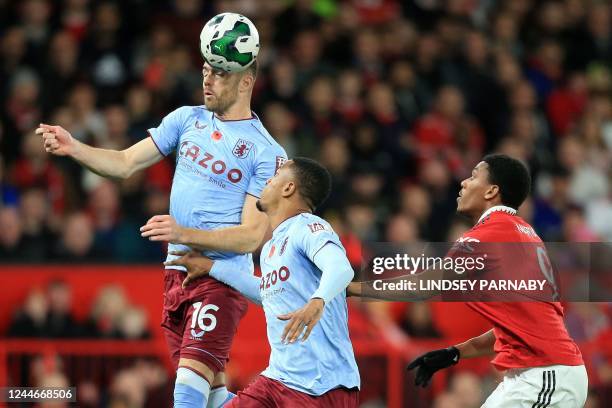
[259,213,360,396]
[148,105,287,265]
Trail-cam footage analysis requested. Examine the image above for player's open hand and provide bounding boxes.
[164,250,214,288]
[140,215,185,243]
[35,123,76,156]
[278,298,325,344]
[406,346,460,387]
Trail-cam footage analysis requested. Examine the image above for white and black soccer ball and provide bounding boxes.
[200,12,259,73]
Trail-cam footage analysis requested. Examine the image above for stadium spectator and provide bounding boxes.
[0,206,24,260]
[83,284,129,338]
[398,303,441,339]
[0,155,18,207]
[448,371,484,408]
[46,279,80,338]
[7,287,48,337]
[53,212,97,260]
[18,188,53,260]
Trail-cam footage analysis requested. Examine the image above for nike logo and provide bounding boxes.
[195,121,207,130]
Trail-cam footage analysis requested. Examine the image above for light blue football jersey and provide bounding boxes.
[259,213,360,395]
[148,106,287,267]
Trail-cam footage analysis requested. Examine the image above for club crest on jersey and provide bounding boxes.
[233,139,253,158]
[279,237,289,255]
[275,156,287,172]
[268,244,276,259]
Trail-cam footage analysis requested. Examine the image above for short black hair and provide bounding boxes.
[290,157,332,211]
[483,154,531,209]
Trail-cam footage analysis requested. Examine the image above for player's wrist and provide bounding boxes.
[68,137,81,158]
[310,297,325,308]
[175,225,187,244]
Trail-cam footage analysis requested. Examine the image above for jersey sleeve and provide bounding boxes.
[147,106,189,156]
[298,219,345,262]
[246,147,287,198]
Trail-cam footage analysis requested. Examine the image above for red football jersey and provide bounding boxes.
[458,206,584,369]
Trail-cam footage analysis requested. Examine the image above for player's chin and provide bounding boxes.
[456,197,466,213]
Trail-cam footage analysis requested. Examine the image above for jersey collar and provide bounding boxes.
[477,205,517,224]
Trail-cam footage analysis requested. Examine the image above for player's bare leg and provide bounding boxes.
[175,358,215,408]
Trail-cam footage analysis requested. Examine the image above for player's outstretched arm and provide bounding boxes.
[164,250,214,288]
[406,329,495,387]
[141,194,268,253]
[36,124,163,179]
[346,269,445,301]
[454,329,495,359]
[166,250,262,305]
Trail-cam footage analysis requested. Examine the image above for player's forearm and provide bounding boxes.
[311,244,354,303]
[71,140,133,179]
[353,270,443,301]
[179,225,264,254]
[209,261,262,305]
[455,329,496,359]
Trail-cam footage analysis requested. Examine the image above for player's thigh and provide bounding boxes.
[319,387,359,408]
[548,365,588,407]
[483,365,588,408]
[225,376,276,408]
[180,282,248,374]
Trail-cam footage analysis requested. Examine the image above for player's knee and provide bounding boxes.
[179,357,216,385]
[174,367,211,408]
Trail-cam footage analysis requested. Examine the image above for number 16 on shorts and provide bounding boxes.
[190,302,219,338]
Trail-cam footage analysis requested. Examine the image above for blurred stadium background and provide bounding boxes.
[0,0,611,407]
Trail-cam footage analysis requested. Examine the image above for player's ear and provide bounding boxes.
[281,181,296,198]
[239,71,254,93]
[484,184,500,201]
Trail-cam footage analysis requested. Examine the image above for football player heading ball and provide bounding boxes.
[38,12,286,408]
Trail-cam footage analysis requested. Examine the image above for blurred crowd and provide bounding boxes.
[0,0,611,263]
[8,280,151,339]
[1,0,612,406]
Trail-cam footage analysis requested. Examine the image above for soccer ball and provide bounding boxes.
[200,13,259,73]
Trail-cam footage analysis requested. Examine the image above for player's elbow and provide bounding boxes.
[118,150,137,179]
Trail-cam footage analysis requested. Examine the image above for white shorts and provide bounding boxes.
[482,365,588,408]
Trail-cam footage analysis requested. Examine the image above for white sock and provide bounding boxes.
[207,386,236,408]
[174,367,211,408]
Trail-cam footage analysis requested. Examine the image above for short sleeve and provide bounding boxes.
[246,149,287,198]
[147,107,189,156]
[298,219,344,262]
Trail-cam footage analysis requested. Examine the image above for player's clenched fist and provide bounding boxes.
[406,346,460,387]
[35,123,75,156]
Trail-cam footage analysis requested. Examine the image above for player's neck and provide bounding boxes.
[473,203,515,224]
[215,102,252,121]
[268,204,311,232]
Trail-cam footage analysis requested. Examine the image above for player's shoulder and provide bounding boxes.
[292,213,336,236]
[173,105,205,116]
[463,211,541,242]
[248,115,287,156]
